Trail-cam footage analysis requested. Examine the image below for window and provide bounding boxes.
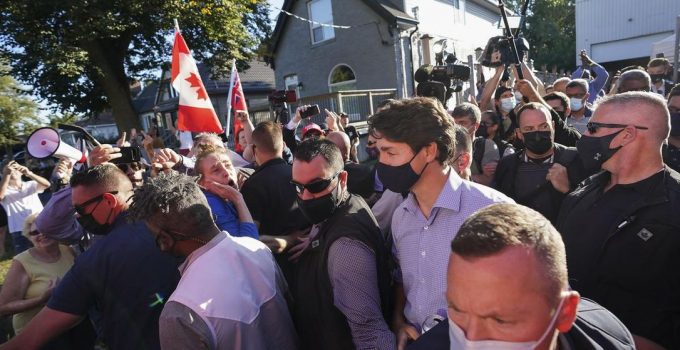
[308,0,335,44]
[284,74,300,97]
[328,64,356,92]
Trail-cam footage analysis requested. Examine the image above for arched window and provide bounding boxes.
[328,64,357,92]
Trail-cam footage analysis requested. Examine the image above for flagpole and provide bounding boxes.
[173,18,180,32]
[225,59,237,138]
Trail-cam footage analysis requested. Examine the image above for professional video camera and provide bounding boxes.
[414,53,471,105]
[268,90,297,123]
[479,35,530,68]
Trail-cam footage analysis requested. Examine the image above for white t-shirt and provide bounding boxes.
[178,131,194,150]
[0,181,44,233]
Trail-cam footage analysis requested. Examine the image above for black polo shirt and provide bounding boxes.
[241,158,310,237]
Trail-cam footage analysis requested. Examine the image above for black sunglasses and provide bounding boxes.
[586,122,649,134]
[74,191,118,216]
[291,172,340,194]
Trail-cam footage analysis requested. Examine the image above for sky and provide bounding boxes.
[268,0,285,24]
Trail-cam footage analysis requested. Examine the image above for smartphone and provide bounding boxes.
[111,146,141,164]
[301,105,320,118]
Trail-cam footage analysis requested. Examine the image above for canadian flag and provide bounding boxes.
[228,62,246,152]
[171,29,223,133]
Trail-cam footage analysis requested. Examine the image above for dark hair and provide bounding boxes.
[293,138,344,174]
[494,86,512,101]
[128,172,214,234]
[566,79,588,94]
[451,102,481,124]
[70,164,131,193]
[669,84,680,99]
[543,92,569,110]
[481,110,501,126]
[516,102,551,126]
[376,98,396,111]
[452,203,567,304]
[452,124,472,156]
[648,58,669,69]
[368,97,456,164]
[252,121,283,155]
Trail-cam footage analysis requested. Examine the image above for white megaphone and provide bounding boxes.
[26,127,87,163]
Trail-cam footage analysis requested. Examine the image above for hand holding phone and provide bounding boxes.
[301,105,320,118]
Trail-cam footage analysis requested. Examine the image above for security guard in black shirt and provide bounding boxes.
[557,92,680,350]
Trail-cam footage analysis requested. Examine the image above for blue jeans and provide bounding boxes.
[10,231,32,255]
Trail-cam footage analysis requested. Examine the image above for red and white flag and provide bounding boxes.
[226,61,247,148]
[171,28,223,133]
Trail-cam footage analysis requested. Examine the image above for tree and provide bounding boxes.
[0,61,40,154]
[501,0,576,72]
[0,0,271,131]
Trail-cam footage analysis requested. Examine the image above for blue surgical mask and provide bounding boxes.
[500,97,516,113]
[569,97,584,112]
[448,297,566,350]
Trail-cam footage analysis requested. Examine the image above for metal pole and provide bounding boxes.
[674,16,680,84]
[467,55,477,100]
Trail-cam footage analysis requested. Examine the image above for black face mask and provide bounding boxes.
[523,131,553,155]
[670,112,680,137]
[650,74,664,84]
[476,124,489,138]
[296,180,342,224]
[376,150,428,193]
[576,130,624,171]
[77,209,114,235]
[556,110,566,121]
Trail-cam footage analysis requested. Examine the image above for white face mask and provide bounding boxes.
[500,97,516,113]
[514,91,524,102]
[448,297,565,350]
[569,97,584,112]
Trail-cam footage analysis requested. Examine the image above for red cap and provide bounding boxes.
[302,123,323,139]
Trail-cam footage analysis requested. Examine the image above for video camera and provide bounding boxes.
[268,90,297,124]
[268,90,297,106]
[414,53,471,105]
[479,36,530,68]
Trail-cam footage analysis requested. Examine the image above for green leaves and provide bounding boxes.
[0,0,271,128]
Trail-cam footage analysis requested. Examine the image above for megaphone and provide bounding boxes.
[26,127,87,163]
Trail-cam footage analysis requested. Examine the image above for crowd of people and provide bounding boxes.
[0,53,677,350]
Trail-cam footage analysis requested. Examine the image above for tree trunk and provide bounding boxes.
[82,39,141,132]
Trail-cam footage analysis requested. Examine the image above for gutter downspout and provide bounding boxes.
[392,25,405,99]
[408,25,419,97]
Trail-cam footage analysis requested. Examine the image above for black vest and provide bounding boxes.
[291,194,392,350]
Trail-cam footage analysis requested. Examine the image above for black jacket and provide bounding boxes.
[407,299,635,350]
[557,168,680,349]
[493,143,588,223]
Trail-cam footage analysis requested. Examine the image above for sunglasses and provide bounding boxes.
[585,122,649,135]
[74,191,118,216]
[290,172,340,194]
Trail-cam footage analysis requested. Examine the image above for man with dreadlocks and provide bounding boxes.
[128,172,297,350]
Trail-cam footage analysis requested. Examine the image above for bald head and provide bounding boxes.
[326,131,350,161]
[552,77,570,94]
[594,92,670,143]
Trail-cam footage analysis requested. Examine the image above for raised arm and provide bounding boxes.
[479,66,505,111]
